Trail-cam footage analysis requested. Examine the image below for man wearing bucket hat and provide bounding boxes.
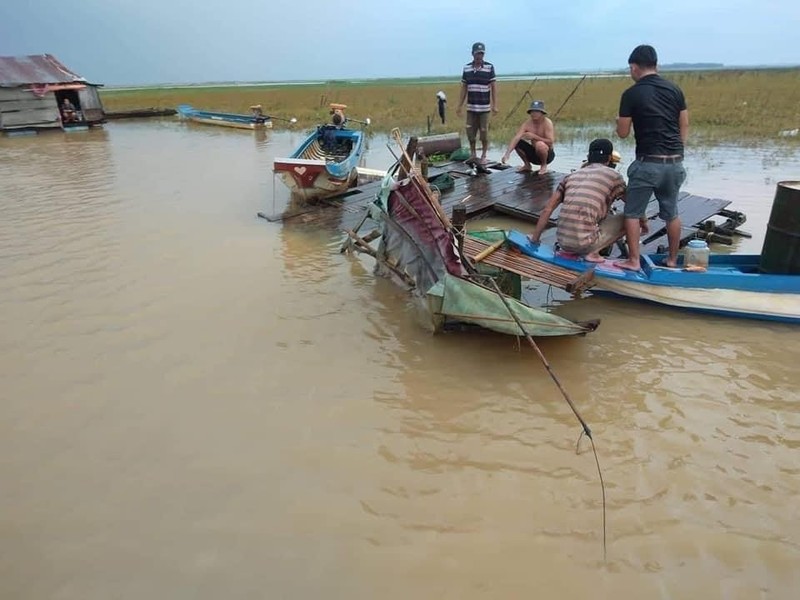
[528,139,627,262]
[615,44,689,270]
[456,42,498,165]
[501,100,555,175]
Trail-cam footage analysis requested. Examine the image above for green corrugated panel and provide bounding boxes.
[427,274,587,337]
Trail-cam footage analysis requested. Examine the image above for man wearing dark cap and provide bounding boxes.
[500,100,555,175]
[528,139,627,262]
[616,44,689,270]
[456,42,498,164]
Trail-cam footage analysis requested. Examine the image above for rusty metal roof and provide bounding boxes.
[0,54,93,87]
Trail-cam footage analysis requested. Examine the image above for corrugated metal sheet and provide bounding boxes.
[0,54,91,87]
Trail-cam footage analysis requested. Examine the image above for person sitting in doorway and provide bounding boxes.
[528,139,629,263]
[501,100,555,175]
[60,98,78,123]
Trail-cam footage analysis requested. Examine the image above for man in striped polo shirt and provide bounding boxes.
[456,42,498,165]
[528,139,628,262]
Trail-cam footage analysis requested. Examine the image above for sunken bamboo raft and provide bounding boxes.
[463,235,596,296]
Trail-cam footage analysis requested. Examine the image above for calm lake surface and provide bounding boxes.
[1,120,799,599]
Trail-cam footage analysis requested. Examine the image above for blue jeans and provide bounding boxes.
[624,159,687,221]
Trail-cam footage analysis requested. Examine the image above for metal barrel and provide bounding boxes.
[415,132,461,157]
[759,181,800,274]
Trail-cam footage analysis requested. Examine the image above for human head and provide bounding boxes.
[471,42,485,58]
[627,44,658,81]
[587,138,614,165]
[527,100,547,120]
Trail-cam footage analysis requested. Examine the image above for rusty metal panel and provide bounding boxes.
[0,54,91,86]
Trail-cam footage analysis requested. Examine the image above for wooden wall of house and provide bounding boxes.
[0,88,61,130]
[77,87,106,123]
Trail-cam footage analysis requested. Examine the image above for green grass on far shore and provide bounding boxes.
[101,69,800,145]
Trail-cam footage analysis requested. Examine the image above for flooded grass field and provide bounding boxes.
[101,68,800,144]
[1,118,799,599]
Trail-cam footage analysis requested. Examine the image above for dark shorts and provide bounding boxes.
[465,111,490,141]
[515,140,555,165]
[624,159,687,221]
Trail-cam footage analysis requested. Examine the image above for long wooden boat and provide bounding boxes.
[176,104,272,130]
[273,104,366,200]
[506,230,800,324]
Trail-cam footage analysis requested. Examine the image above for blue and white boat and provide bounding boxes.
[273,104,368,200]
[506,230,800,324]
[177,104,272,130]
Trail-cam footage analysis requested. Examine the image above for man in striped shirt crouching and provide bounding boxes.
[456,42,498,165]
[528,139,631,263]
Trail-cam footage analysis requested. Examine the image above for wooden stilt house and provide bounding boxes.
[0,54,105,134]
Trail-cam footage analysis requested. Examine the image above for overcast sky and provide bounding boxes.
[1,0,798,85]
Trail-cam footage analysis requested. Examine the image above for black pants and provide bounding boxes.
[515,140,555,165]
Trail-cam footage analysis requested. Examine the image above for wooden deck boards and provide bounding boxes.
[266,162,732,255]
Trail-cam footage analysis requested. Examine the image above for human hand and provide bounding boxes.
[456,107,463,117]
[492,106,499,114]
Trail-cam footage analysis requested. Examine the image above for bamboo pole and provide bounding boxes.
[472,238,505,263]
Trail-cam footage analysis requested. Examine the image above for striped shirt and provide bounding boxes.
[556,164,627,252]
[461,61,496,112]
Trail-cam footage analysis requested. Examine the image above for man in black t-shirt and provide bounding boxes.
[615,44,689,270]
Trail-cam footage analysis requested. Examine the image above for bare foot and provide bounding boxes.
[584,253,605,263]
[479,155,488,165]
[516,165,532,173]
[616,259,641,271]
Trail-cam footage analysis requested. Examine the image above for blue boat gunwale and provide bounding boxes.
[176,104,270,125]
[506,230,800,294]
[286,127,365,179]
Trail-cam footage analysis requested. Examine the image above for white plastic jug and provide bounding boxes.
[684,239,710,269]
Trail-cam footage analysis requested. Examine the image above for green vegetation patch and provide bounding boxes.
[102,69,800,144]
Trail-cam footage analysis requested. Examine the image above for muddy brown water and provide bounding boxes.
[1,120,799,599]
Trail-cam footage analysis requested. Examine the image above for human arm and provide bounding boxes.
[538,117,555,146]
[490,80,498,114]
[528,189,562,243]
[616,89,633,138]
[501,123,528,162]
[679,109,689,144]
[616,116,632,138]
[521,118,555,146]
[456,81,467,117]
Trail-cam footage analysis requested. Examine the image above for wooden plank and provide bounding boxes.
[274,163,739,254]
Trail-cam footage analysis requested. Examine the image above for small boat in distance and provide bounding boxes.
[177,104,273,130]
[273,104,368,201]
[506,230,800,324]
